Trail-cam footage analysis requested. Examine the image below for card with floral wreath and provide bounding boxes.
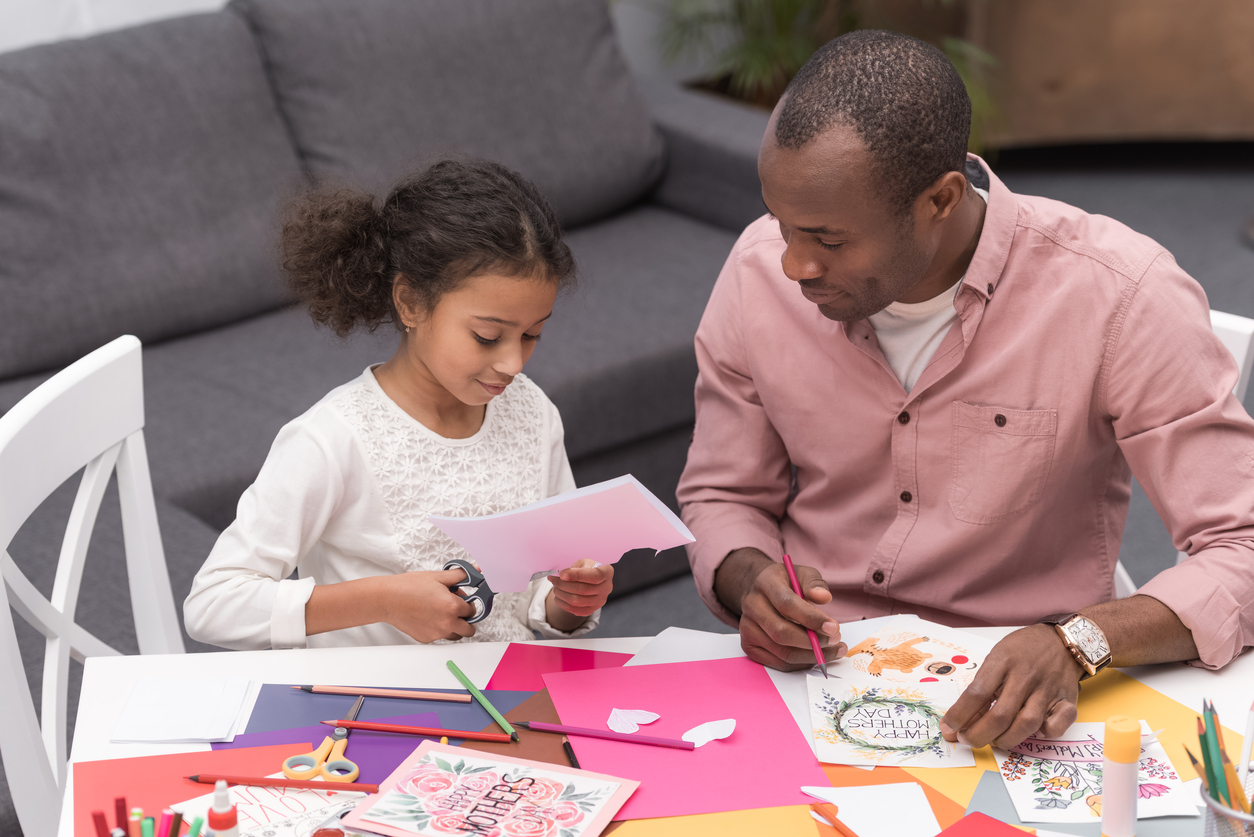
[993,720,1197,823]
[807,677,975,767]
[341,740,639,837]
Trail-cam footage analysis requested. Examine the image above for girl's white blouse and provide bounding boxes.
[184,367,595,649]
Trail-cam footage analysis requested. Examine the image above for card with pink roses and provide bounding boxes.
[340,740,639,837]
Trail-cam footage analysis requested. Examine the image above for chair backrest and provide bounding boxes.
[0,335,184,837]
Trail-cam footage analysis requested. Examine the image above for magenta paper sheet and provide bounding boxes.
[542,656,828,820]
[485,643,631,692]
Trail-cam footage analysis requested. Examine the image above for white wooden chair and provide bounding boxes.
[1114,308,1254,598]
[0,335,184,837]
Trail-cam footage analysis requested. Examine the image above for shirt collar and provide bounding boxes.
[963,153,1018,302]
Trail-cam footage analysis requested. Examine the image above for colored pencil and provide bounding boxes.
[92,810,110,837]
[1221,746,1251,813]
[186,817,204,837]
[563,737,580,769]
[128,808,143,837]
[167,812,183,837]
[1212,701,1251,813]
[446,660,518,741]
[321,718,513,743]
[292,684,471,703]
[515,721,695,750]
[142,816,154,837]
[810,802,861,837]
[1240,697,1254,792]
[157,810,172,837]
[115,798,128,831]
[1184,744,1211,795]
[1200,717,1224,803]
[782,554,828,678]
[186,774,379,793]
[1204,705,1232,806]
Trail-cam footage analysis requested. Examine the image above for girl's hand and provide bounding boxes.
[381,568,479,643]
[545,559,614,631]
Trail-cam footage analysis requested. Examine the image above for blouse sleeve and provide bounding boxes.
[524,395,600,637]
[183,416,343,650]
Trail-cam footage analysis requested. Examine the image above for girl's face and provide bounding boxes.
[405,271,557,407]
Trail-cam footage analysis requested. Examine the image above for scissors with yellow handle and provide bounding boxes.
[283,694,364,782]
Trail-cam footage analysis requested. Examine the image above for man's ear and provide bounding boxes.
[921,170,969,225]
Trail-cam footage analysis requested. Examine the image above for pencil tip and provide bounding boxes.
[511,732,520,741]
[186,776,197,782]
[515,722,530,729]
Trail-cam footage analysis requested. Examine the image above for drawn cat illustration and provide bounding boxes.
[846,635,932,676]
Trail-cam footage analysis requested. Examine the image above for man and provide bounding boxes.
[677,30,1254,750]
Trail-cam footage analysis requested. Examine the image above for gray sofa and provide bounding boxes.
[0,0,770,828]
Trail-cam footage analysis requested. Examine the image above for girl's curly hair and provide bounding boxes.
[282,158,575,337]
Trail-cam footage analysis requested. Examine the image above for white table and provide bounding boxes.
[59,629,1254,837]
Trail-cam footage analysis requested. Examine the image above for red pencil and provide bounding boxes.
[114,798,128,831]
[186,774,379,793]
[321,719,513,743]
[782,554,829,678]
[92,811,110,837]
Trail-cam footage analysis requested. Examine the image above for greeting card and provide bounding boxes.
[839,617,993,689]
[341,741,638,837]
[993,720,1197,823]
[808,677,975,767]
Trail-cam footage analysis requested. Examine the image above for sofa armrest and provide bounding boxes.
[637,78,770,233]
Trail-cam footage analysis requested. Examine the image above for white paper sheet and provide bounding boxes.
[171,773,364,837]
[993,720,1199,823]
[803,782,942,837]
[111,677,252,743]
[427,475,694,592]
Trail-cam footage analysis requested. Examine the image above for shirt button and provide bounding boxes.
[900,491,912,503]
[995,413,1007,427]
[872,570,885,584]
[897,411,910,425]
[987,282,994,295]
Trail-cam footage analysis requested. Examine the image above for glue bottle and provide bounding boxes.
[207,779,239,837]
[1101,715,1141,837]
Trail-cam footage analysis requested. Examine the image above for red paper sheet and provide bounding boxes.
[938,811,1028,835]
[73,743,312,836]
[543,656,829,821]
[485,642,632,692]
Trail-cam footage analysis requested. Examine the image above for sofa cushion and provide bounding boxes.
[232,0,666,227]
[527,205,738,457]
[0,11,305,380]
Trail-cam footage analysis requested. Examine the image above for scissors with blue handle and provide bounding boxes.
[283,694,364,782]
[443,558,494,624]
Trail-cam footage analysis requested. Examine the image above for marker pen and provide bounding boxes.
[128,808,144,837]
[1102,715,1141,837]
[207,779,239,837]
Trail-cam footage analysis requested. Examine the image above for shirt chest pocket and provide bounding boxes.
[949,401,1057,524]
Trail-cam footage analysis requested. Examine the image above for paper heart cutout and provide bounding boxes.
[682,718,736,747]
[607,708,661,734]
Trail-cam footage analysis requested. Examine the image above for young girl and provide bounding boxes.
[184,159,613,649]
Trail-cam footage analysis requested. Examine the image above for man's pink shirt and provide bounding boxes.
[678,158,1254,668]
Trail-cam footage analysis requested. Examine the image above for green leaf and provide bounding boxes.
[1071,789,1086,800]
[434,757,453,773]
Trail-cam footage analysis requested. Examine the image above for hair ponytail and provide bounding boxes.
[282,189,396,337]
[282,158,575,339]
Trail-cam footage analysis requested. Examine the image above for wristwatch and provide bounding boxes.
[1039,613,1112,680]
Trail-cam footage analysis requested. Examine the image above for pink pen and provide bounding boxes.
[781,554,828,678]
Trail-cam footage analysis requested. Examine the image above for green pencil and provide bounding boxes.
[1204,700,1232,806]
[446,659,518,741]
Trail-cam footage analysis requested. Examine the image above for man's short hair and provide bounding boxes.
[774,30,972,217]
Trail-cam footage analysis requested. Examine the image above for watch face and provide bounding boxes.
[1068,617,1110,661]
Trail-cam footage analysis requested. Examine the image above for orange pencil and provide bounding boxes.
[810,802,861,837]
[186,774,379,793]
[293,685,471,703]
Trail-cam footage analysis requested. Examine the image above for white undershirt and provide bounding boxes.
[867,187,988,392]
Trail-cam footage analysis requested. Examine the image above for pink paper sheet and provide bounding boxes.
[428,475,694,591]
[542,656,828,820]
[486,643,632,692]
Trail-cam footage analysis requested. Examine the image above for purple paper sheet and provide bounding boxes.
[212,712,442,785]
